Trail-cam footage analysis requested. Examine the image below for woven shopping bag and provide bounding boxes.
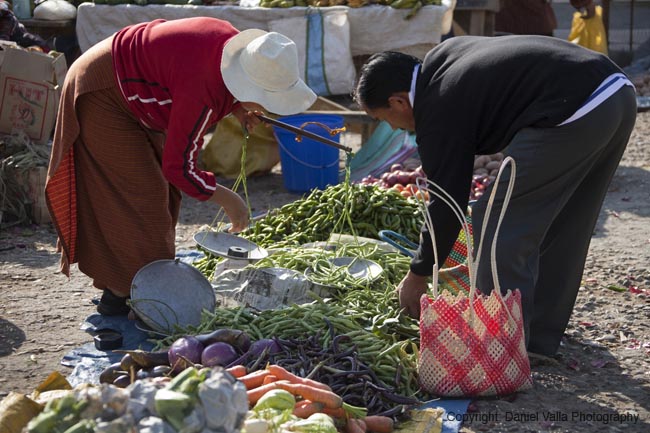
[439,211,472,295]
[443,210,472,269]
[415,157,533,397]
[438,264,470,296]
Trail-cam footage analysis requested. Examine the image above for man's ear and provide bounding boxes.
[387,93,411,112]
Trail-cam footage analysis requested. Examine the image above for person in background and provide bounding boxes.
[45,17,316,316]
[0,0,50,51]
[495,0,596,37]
[353,36,636,357]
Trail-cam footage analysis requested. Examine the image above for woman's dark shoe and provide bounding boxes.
[96,290,130,316]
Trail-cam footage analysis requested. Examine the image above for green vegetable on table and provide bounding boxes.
[26,394,88,433]
[254,389,296,411]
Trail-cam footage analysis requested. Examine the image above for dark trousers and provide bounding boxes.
[471,85,637,356]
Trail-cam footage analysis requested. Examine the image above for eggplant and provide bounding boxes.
[115,349,170,368]
[120,353,138,372]
[201,342,238,367]
[168,336,204,373]
[136,368,151,381]
[112,374,131,388]
[99,362,126,384]
[194,328,251,353]
[249,338,282,356]
[149,365,172,377]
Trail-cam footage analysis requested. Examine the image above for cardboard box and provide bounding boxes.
[0,44,67,145]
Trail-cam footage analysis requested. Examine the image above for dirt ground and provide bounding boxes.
[1,111,649,433]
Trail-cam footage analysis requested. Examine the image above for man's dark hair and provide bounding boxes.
[353,51,421,109]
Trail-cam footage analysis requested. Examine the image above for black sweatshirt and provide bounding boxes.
[410,35,623,276]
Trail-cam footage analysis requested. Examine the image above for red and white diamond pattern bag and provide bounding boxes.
[416,156,533,397]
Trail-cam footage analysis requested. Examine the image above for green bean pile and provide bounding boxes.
[159,300,422,398]
[241,183,422,249]
[248,243,409,293]
[164,244,424,397]
[184,181,429,402]
[305,258,366,289]
[193,182,423,280]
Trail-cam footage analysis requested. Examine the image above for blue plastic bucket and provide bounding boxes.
[273,114,343,193]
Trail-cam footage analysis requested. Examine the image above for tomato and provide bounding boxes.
[405,184,419,194]
[413,190,430,201]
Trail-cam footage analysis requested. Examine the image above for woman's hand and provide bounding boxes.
[396,270,430,319]
[232,104,263,134]
[209,185,250,233]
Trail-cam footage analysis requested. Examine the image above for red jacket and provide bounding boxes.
[112,17,239,200]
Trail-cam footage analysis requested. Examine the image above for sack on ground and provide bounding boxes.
[202,115,280,179]
[269,8,356,96]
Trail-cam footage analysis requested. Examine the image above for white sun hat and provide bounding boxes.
[221,29,317,116]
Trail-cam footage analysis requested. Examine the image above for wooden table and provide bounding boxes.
[20,18,76,41]
[19,18,80,65]
[453,0,501,36]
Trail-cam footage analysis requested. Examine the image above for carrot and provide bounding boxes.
[226,365,247,378]
[262,374,278,385]
[275,381,343,410]
[322,406,347,419]
[239,369,272,390]
[246,380,289,405]
[346,418,366,433]
[293,400,325,418]
[266,364,332,391]
[363,416,394,433]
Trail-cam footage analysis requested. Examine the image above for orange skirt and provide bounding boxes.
[45,36,182,296]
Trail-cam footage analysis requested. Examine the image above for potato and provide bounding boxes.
[473,155,491,169]
[474,167,489,175]
[632,76,646,88]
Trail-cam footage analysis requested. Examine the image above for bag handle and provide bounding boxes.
[415,156,517,322]
[475,156,517,299]
[414,177,474,297]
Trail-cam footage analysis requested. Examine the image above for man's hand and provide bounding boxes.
[396,270,430,319]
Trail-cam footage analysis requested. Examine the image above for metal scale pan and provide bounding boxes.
[130,259,216,335]
[193,231,268,261]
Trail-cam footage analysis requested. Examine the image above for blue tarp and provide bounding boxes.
[344,121,419,183]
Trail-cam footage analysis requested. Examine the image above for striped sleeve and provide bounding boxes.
[162,101,217,201]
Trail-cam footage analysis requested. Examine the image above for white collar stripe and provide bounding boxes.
[409,63,420,107]
[558,73,634,126]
